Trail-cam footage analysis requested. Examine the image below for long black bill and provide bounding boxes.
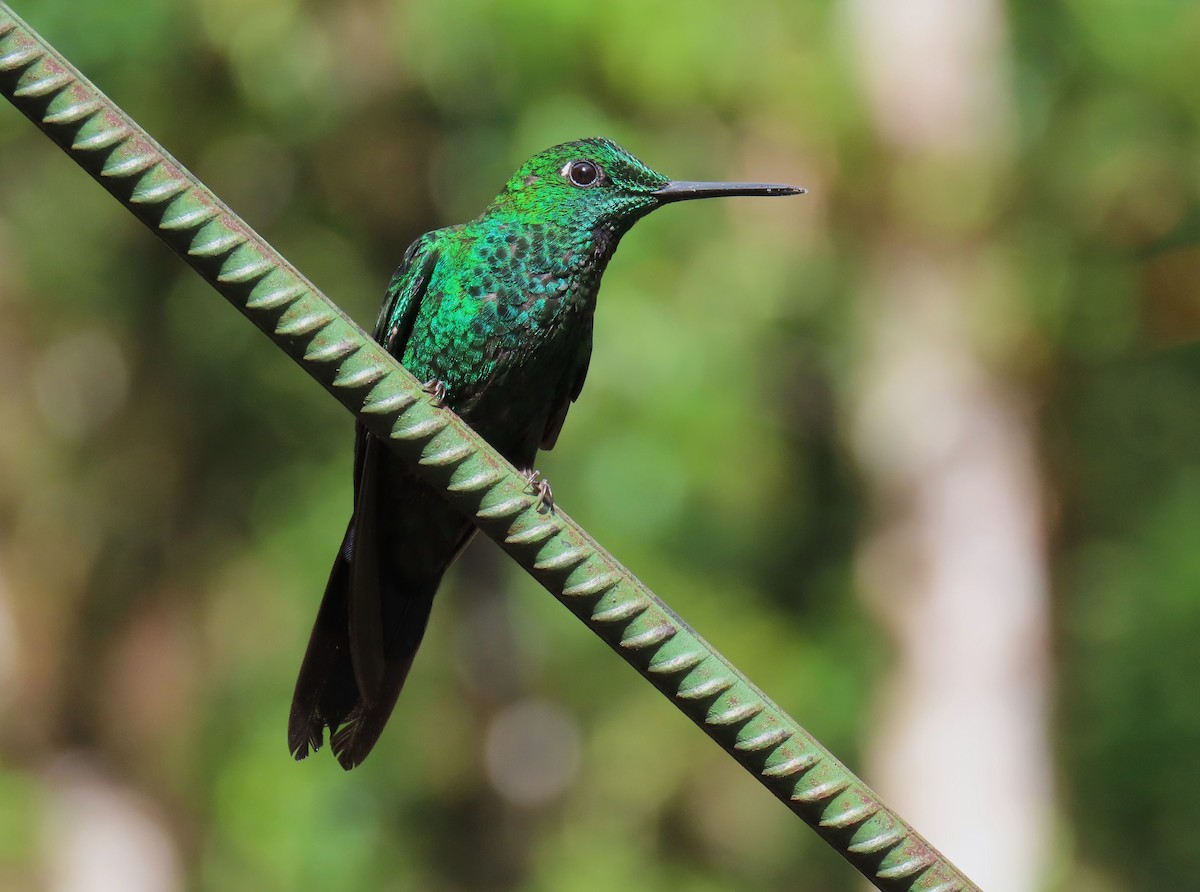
[653,180,806,203]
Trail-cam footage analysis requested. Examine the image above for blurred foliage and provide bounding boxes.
[0,1,1197,891]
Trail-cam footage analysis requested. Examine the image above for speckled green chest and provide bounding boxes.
[392,216,609,458]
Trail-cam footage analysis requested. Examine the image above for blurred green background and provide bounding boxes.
[1,1,1198,890]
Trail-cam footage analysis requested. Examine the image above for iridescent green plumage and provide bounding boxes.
[289,138,802,768]
[387,139,669,446]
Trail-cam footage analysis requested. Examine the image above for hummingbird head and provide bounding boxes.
[488,137,803,236]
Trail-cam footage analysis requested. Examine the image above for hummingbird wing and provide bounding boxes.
[346,235,442,698]
[289,234,441,765]
[540,319,593,450]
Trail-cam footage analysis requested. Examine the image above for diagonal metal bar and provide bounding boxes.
[0,6,981,890]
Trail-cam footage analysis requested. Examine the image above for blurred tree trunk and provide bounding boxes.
[842,2,1054,890]
[44,756,183,892]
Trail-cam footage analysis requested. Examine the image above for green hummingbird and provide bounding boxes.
[288,137,803,768]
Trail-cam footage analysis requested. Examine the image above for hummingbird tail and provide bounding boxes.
[288,490,473,770]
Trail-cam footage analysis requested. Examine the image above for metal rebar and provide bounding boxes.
[0,6,981,890]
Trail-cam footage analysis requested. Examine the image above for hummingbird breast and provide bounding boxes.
[399,219,606,465]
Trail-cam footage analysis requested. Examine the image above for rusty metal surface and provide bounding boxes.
[0,5,980,890]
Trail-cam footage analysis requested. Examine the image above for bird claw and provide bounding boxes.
[422,378,448,407]
[522,468,554,512]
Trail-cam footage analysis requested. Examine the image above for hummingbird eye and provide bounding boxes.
[563,159,601,188]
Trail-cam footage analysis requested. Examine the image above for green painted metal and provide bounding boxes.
[0,6,981,891]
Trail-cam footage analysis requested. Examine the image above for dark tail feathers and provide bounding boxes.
[287,522,435,770]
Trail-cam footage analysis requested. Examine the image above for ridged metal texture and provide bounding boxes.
[0,6,980,890]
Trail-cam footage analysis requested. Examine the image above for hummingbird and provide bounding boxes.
[288,137,803,769]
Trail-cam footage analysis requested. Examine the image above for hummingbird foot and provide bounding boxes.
[421,378,448,407]
[522,468,554,512]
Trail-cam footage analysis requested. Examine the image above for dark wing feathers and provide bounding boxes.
[346,234,440,701]
[346,432,385,702]
[343,237,441,705]
[289,234,441,766]
[540,322,592,450]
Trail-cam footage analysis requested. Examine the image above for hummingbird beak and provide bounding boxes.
[652,181,806,204]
